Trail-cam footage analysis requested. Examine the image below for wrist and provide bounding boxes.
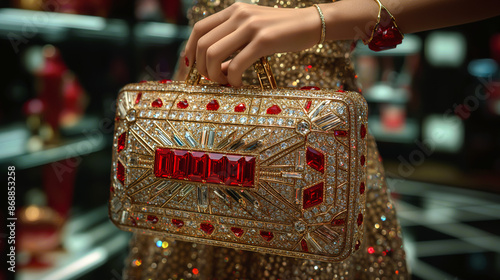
[321,0,380,42]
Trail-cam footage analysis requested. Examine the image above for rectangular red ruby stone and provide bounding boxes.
[172,150,189,179]
[306,147,324,173]
[117,161,125,184]
[153,148,256,187]
[301,239,309,252]
[154,148,174,178]
[225,155,245,186]
[242,156,255,187]
[188,152,208,182]
[207,153,227,184]
[117,132,126,153]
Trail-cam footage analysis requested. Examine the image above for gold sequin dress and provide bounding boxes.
[122,1,409,279]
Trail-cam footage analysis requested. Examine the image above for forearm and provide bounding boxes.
[321,0,500,42]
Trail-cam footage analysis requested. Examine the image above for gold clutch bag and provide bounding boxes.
[109,58,368,262]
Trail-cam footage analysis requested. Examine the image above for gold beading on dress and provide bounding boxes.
[122,1,409,279]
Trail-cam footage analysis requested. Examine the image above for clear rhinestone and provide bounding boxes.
[123,198,131,210]
[126,110,136,122]
[296,121,310,135]
[294,221,306,233]
[305,174,312,181]
[328,156,335,164]
[111,197,122,212]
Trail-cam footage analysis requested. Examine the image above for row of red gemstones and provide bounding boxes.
[154,148,255,187]
[141,216,274,241]
[134,85,345,114]
[354,122,366,251]
[319,123,366,252]
[139,212,364,253]
[136,91,282,114]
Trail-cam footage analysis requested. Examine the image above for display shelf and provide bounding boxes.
[0,8,190,45]
[0,117,109,170]
[363,82,410,104]
[0,8,128,44]
[368,115,419,144]
[18,205,130,280]
[134,21,191,45]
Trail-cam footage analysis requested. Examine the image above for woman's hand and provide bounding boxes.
[184,2,321,87]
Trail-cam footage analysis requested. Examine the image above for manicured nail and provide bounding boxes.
[185,56,189,67]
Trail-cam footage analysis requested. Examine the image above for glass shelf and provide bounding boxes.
[18,205,130,280]
[0,8,190,45]
[0,116,109,170]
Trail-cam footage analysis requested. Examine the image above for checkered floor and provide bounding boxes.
[390,179,500,280]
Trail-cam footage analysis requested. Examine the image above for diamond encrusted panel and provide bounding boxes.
[109,81,367,262]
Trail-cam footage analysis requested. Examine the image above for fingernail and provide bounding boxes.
[185,57,189,67]
[223,84,231,87]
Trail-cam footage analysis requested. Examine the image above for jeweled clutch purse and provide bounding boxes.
[109,58,368,262]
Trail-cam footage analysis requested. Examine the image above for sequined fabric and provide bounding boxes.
[122,0,409,279]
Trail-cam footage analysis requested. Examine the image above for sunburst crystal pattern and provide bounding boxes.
[109,81,367,262]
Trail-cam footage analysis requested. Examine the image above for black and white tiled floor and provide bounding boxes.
[390,179,500,280]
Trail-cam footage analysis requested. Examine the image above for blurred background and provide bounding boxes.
[0,0,499,279]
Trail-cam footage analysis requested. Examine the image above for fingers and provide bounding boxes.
[221,60,230,76]
[226,40,265,87]
[184,4,238,68]
[204,29,253,84]
[195,21,240,81]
